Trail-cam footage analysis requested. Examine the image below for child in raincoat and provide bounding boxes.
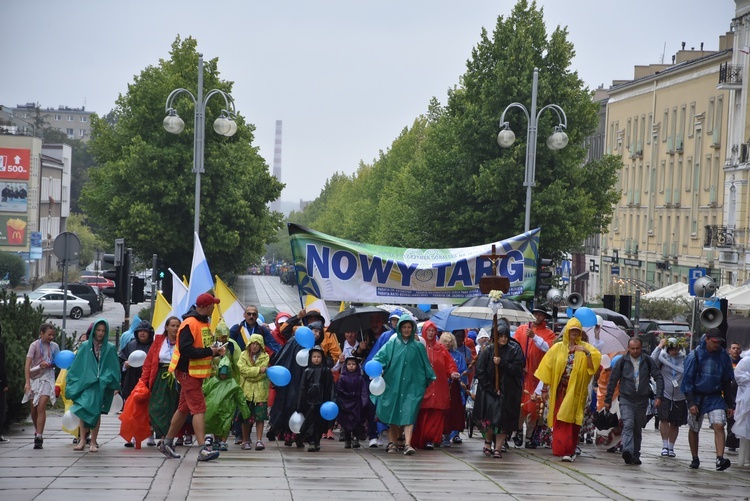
[203,357,250,450]
[335,355,368,449]
[238,333,270,450]
[297,345,335,452]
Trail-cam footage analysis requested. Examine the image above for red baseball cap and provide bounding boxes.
[196,293,220,308]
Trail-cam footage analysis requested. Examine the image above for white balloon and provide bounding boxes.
[62,410,80,430]
[296,349,309,367]
[600,354,611,370]
[127,350,147,368]
[109,393,123,414]
[369,376,386,396]
[289,411,305,434]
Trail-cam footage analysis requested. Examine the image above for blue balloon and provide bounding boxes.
[611,354,623,369]
[566,307,574,318]
[364,360,383,378]
[574,307,597,328]
[266,366,292,387]
[417,304,431,313]
[295,326,315,349]
[257,313,265,324]
[320,401,339,420]
[54,350,75,369]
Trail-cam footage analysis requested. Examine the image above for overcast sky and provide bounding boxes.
[0,1,736,205]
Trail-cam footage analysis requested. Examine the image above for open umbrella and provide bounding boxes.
[585,320,629,354]
[592,308,633,331]
[328,306,388,343]
[451,296,535,324]
[430,306,492,332]
[375,304,431,321]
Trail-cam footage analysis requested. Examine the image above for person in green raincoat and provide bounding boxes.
[374,314,436,456]
[203,356,250,450]
[65,319,121,452]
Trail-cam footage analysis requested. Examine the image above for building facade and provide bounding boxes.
[603,39,733,291]
[1,102,94,141]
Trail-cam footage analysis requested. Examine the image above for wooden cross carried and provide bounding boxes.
[478,244,510,294]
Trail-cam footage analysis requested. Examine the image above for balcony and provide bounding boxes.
[704,224,735,248]
[718,62,742,89]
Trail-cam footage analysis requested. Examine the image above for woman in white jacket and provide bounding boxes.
[651,337,687,458]
[732,349,750,466]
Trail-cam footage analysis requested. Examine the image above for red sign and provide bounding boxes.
[0,148,31,180]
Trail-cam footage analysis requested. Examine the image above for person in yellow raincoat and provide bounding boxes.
[534,317,601,462]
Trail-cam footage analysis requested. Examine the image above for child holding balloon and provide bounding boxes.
[23,323,60,450]
[238,333,270,450]
[297,346,335,451]
[336,356,368,449]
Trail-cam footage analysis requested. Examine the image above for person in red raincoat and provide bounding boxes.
[512,308,556,448]
[412,321,460,450]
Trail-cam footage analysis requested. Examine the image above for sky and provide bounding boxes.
[0,1,737,206]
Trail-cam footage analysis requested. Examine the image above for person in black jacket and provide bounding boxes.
[605,337,664,466]
[473,320,524,458]
[297,346,334,452]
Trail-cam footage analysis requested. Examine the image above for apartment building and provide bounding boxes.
[603,37,733,291]
[1,102,94,141]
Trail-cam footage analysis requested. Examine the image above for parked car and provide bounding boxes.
[36,282,103,314]
[80,275,115,291]
[18,290,92,319]
[640,320,691,353]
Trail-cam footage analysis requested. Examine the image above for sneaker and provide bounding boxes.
[344,440,352,449]
[158,441,181,459]
[369,438,378,448]
[255,441,265,451]
[512,434,523,447]
[716,457,731,471]
[204,437,213,451]
[219,442,228,451]
[146,435,156,447]
[197,449,220,461]
[452,435,462,444]
[352,438,360,449]
[668,449,676,458]
[689,457,700,469]
[525,440,537,449]
[33,436,43,449]
[307,444,320,452]
[0,436,9,444]
[661,448,669,457]
[234,437,242,445]
[622,450,633,464]
[575,446,581,456]
[424,441,434,450]
[183,435,193,445]
[174,437,184,446]
[632,456,642,465]
[561,455,575,462]
[441,438,452,448]
[124,439,135,448]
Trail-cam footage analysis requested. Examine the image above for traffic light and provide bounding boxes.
[101,253,119,299]
[102,249,130,303]
[131,276,145,304]
[536,258,554,295]
[156,258,167,282]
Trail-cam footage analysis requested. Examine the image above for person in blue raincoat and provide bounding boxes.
[373,314,435,456]
[66,318,120,452]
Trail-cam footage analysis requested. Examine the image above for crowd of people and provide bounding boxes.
[4,297,748,472]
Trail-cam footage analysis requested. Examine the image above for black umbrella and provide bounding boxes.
[328,306,388,343]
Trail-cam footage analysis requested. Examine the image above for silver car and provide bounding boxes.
[18,289,92,319]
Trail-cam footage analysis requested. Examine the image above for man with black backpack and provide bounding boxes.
[681,328,736,471]
[604,337,664,466]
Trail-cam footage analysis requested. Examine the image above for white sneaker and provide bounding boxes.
[562,454,576,462]
[146,435,156,447]
[369,438,378,448]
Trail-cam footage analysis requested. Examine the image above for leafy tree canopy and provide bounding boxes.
[290,0,620,265]
[80,36,284,276]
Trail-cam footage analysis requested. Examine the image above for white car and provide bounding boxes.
[18,289,92,319]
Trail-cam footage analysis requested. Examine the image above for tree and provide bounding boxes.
[80,36,284,276]
[0,251,26,287]
[65,213,106,270]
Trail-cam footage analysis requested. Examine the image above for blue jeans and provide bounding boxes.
[619,397,648,457]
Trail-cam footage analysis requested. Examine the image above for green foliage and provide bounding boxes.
[639,298,692,321]
[288,0,619,260]
[0,290,48,427]
[80,36,284,277]
[66,213,107,270]
[0,251,27,288]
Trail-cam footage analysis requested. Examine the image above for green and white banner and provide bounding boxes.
[287,223,541,304]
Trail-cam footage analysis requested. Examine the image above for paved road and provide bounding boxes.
[8,276,746,500]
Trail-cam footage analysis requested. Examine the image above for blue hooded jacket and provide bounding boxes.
[681,337,735,414]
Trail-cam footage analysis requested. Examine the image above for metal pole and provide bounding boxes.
[150,253,157,312]
[194,54,205,236]
[523,68,539,233]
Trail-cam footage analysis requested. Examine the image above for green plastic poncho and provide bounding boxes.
[373,315,436,426]
[65,319,121,429]
[203,357,251,438]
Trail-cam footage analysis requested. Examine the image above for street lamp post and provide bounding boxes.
[163,53,238,235]
[496,68,569,233]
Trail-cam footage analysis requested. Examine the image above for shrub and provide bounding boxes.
[0,289,48,429]
[0,251,27,288]
[639,297,692,321]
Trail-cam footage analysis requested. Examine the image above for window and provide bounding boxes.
[54,114,61,121]
[79,129,85,137]
[626,118,632,148]
[23,113,30,119]
[66,128,74,137]
[678,105,686,148]
[714,95,724,143]
[80,116,87,122]
[662,109,669,142]
[707,97,715,134]
[647,114,653,144]
[689,103,696,138]
[659,160,666,193]
[67,115,73,121]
